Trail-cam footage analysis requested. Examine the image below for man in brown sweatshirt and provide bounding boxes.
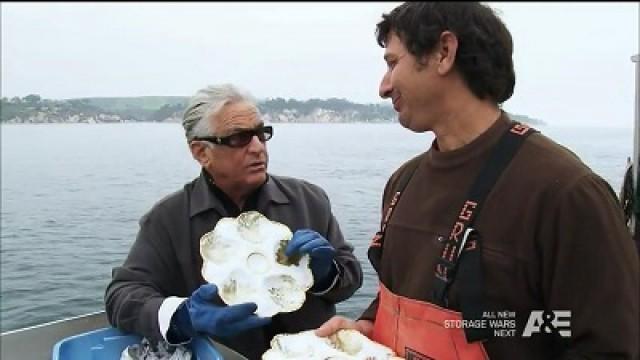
[317,2,639,359]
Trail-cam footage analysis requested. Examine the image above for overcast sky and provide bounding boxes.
[2,2,638,127]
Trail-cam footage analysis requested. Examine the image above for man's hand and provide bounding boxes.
[286,229,336,287]
[170,284,271,341]
[315,315,374,338]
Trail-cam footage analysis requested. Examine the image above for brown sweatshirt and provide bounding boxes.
[361,114,639,359]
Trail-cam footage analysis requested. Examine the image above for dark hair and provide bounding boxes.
[376,2,515,104]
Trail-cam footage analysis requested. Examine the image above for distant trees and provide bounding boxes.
[0,95,116,123]
[1,98,23,121]
[1,94,398,123]
[258,97,396,121]
[148,103,186,122]
[23,94,41,104]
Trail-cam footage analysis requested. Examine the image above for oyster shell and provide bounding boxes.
[262,329,399,360]
[200,211,314,317]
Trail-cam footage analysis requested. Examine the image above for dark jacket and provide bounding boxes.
[105,172,363,360]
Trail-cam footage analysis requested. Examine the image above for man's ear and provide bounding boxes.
[435,30,458,75]
[189,141,209,167]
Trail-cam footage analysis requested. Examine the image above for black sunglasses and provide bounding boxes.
[194,125,273,148]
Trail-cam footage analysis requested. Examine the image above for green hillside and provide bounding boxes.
[82,96,189,111]
[1,94,545,126]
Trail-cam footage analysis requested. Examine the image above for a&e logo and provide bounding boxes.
[522,310,571,338]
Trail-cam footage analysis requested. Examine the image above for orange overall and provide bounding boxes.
[367,124,534,360]
[371,282,489,360]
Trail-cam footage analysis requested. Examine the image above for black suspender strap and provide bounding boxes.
[431,122,537,342]
[368,159,420,272]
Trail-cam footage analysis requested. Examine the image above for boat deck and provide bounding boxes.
[0,311,247,359]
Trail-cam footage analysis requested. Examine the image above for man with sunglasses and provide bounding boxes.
[105,84,363,359]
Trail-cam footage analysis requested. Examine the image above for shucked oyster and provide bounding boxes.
[262,329,399,360]
[200,211,314,317]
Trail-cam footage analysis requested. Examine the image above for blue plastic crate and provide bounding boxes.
[52,327,223,360]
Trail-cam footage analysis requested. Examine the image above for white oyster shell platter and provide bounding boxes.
[262,329,399,360]
[200,211,314,317]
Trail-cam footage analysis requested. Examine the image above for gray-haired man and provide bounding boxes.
[105,84,363,359]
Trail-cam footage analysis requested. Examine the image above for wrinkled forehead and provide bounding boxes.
[211,101,261,134]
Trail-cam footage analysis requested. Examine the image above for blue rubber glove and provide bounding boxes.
[285,229,337,290]
[169,284,271,342]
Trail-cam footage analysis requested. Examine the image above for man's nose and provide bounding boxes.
[379,72,392,99]
[247,134,266,152]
